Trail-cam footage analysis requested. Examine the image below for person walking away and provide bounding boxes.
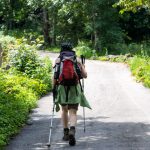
[53,42,91,146]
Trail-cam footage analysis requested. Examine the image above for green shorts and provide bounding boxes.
[61,104,79,110]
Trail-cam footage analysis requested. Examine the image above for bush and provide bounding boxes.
[9,44,40,74]
[129,56,150,88]
[0,35,17,65]
[98,54,131,63]
[98,56,109,61]
[0,71,47,148]
[114,42,150,56]
[75,41,97,59]
[0,40,53,148]
[8,44,52,91]
[46,46,60,53]
[5,29,44,50]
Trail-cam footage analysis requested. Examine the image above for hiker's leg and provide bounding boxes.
[68,108,77,146]
[69,109,77,127]
[61,105,69,141]
[61,105,69,128]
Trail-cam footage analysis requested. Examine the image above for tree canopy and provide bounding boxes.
[115,0,150,13]
[0,0,150,54]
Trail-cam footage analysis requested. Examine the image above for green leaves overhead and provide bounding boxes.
[115,0,150,13]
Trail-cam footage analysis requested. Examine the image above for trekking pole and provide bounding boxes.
[47,87,56,147]
[81,55,86,133]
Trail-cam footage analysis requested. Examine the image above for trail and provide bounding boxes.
[5,51,150,150]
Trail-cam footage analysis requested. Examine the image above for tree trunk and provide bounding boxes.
[6,0,14,30]
[52,12,57,46]
[91,3,97,50]
[93,16,98,50]
[0,43,3,68]
[43,8,52,46]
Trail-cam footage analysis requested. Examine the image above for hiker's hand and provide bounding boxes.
[82,64,85,68]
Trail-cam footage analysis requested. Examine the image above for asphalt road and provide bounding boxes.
[5,52,150,150]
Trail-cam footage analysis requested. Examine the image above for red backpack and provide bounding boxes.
[58,51,80,86]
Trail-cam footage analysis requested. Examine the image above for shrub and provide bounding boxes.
[0,35,17,65]
[129,56,150,88]
[75,41,97,59]
[0,41,53,148]
[46,46,60,53]
[98,56,109,61]
[5,29,44,50]
[8,44,52,92]
[9,44,40,74]
[0,72,44,148]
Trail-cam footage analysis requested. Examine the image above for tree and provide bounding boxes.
[115,0,150,13]
[119,8,150,42]
[56,0,87,44]
[83,0,124,52]
[0,0,31,29]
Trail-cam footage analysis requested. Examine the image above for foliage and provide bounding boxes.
[118,9,150,42]
[98,56,109,61]
[75,42,97,59]
[1,0,150,55]
[9,44,41,75]
[129,56,150,88]
[0,34,17,65]
[0,71,49,148]
[0,0,32,30]
[114,0,150,13]
[85,0,125,52]
[98,54,130,63]
[0,41,53,148]
[8,44,52,92]
[46,46,60,53]
[5,30,44,49]
[0,31,45,68]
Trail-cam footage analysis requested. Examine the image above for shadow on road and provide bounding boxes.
[51,116,150,150]
[6,114,150,150]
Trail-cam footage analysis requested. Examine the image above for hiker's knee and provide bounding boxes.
[69,109,77,115]
[62,105,68,113]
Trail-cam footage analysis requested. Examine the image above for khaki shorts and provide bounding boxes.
[61,104,79,110]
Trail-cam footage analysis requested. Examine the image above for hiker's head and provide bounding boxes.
[61,42,73,52]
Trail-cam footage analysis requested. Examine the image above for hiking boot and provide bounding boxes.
[69,126,76,146]
[62,128,69,141]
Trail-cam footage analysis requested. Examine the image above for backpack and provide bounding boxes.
[54,50,83,102]
[58,50,81,86]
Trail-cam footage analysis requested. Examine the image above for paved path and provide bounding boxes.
[5,52,150,150]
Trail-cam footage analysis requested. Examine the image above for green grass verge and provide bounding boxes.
[128,56,150,88]
[46,46,60,53]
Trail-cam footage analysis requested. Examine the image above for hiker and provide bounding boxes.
[53,42,91,146]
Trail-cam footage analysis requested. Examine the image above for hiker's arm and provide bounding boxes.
[78,62,87,78]
[53,58,60,87]
[77,58,87,78]
[80,64,87,78]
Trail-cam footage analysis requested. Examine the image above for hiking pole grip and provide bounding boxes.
[81,55,85,65]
